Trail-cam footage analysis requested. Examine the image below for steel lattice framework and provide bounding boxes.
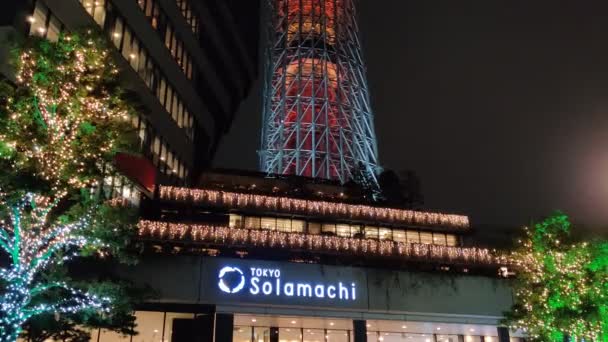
[260,0,379,184]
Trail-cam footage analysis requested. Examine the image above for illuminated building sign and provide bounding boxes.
[217,265,357,301]
[206,258,367,309]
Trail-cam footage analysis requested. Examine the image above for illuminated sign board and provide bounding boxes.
[204,258,367,309]
[217,266,357,301]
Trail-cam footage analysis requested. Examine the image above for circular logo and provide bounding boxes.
[218,266,245,294]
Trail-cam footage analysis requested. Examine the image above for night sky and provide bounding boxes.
[214,1,608,228]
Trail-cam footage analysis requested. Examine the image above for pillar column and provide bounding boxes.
[215,313,234,342]
[497,327,510,342]
[353,320,367,342]
[270,327,279,342]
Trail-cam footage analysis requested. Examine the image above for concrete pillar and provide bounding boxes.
[497,327,510,342]
[270,327,280,342]
[215,313,234,342]
[353,320,367,342]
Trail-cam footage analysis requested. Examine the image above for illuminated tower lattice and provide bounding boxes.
[260,0,379,184]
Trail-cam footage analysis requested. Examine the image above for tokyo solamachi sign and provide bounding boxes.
[217,265,358,301]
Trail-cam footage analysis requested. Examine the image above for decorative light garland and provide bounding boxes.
[0,194,111,342]
[138,220,495,264]
[158,186,470,230]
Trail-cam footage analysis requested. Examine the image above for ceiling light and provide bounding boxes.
[402,325,407,329]
[251,318,257,323]
[291,320,296,324]
[329,322,334,326]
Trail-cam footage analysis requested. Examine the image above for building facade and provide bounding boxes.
[0,0,259,193]
[107,171,523,342]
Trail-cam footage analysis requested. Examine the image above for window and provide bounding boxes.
[105,11,195,141]
[112,17,123,46]
[393,230,406,243]
[322,224,336,234]
[261,217,276,230]
[446,234,457,246]
[406,230,420,243]
[245,217,260,229]
[350,225,362,236]
[46,16,61,42]
[176,0,201,36]
[336,224,351,237]
[364,226,379,239]
[229,214,243,228]
[29,1,49,37]
[80,0,106,26]
[379,227,392,240]
[433,232,447,246]
[307,222,321,235]
[276,218,291,232]
[420,232,433,245]
[291,220,305,233]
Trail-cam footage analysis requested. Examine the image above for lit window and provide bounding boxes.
[446,234,457,246]
[29,1,49,37]
[307,222,321,234]
[322,224,336,234]
[229,214,243,228]
[406,230,420,243]
[291,220,305,233]
[364,226,379,239]
[379,227,392,240]
[261,217,276,230]
[276,218,291,232]
[432,233,447,246]
[336,224,351,237]
[244,217,260,229]
[46,16,61,42]
[420,232,433,244]
[393,230,406,243]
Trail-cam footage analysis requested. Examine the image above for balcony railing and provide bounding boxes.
[138,220,499,265]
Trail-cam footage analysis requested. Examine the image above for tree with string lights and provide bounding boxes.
[0,193,111,341]
[0,30,143,341]
[505,213,608,342]
[0,30,136,199]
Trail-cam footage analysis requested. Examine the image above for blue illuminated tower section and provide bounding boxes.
[260,0,379,184]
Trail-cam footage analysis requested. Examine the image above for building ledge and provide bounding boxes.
[158,186,470,230]
[138,220,500,268]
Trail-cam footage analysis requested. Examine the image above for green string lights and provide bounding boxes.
[506,213,608,341]
[0,193,110,342]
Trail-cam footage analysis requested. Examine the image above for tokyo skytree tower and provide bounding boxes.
[259,0,379,184]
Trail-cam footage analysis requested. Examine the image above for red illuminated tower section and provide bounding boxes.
[260,0,379,184]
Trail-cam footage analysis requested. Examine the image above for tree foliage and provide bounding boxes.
[0,29,144,341]
[505,213,608,341]
[0,30,137,199]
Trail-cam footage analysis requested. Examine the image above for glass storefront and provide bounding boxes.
[17,312,524,342]
[233,315,525,342]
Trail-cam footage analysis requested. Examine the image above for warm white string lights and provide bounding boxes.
[138,220,494,264]
[158,187,470,230]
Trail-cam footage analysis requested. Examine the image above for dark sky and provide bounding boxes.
[215,1,608,227]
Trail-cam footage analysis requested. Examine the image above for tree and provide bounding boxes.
[505,213,608,341]
[0,193,110,341]
[0,30,143,341]
[0,30,136,199]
